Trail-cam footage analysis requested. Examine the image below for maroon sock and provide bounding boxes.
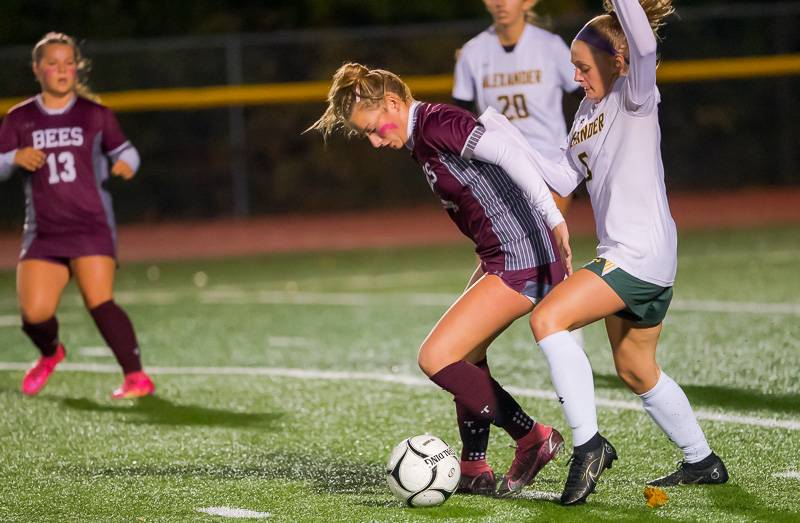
[21,317,60,357]
[89,300,142,374]
[456,358,492,461]
[431,360,501,432]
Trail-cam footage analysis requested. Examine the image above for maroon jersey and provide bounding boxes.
[407,102,558,277]
[0,95,131,259]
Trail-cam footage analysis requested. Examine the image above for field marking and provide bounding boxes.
[267,336,315,348]
[773,471,800,479]
[196,507,270,519]
[0,362,798,431]
[672,299,800,316]
[197,290,800,316]
[0,312,82,328]
[515,491,560,502]
[77,347,114,358]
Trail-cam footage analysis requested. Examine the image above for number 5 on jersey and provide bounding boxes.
[578,152,593,181]
[46,151,77,184]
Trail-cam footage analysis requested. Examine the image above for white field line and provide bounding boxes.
[77,347,114,358]
[0,362,798,431]
[197,289,800,315]
[773,471,800,479]
[0,312,82,328]
[196,507,270,519]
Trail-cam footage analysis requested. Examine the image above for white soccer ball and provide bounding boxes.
[386,434,461,507]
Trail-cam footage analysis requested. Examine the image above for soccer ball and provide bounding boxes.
[386,434,460,507]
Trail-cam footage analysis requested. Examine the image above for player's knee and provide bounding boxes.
[20,303,57,324]
[616,366,650,394]
[417,342,453,378]
[530,306,561,340]
[82,292,113,310]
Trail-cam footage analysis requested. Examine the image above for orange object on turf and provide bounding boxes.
[644,485,669,508]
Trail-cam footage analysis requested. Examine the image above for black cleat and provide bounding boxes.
[647,452,728,487]
[560,436,618,505]
[457,470,496,496]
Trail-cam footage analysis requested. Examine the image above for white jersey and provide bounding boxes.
[477,0,678,287]
[565,78,677,287]
[453,23,580,162]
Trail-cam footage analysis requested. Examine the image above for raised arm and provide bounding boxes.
[613,0,658,109]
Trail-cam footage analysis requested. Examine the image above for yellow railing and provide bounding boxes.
[2,53,799,114]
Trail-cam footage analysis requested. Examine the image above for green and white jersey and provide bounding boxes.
[566,76,677,287]
[567,0,677,286]
[482,0,678,286]
[453,23,579,162]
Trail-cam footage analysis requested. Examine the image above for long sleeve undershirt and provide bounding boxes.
[0,150,15,181]
[470,127,565,230]
[0,145,140,182]
[614,0,658,111]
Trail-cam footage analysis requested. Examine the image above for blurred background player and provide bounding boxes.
[451,0,586,487]
[0,32,155,399]
[453,0,581,213]
[497,0,729,504]
[309,63,572,497]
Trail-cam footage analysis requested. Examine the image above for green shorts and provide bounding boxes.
[583,258,673,327]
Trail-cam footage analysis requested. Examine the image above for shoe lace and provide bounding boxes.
[565,452,590,487]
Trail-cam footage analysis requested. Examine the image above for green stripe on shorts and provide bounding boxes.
[583,258,673,326]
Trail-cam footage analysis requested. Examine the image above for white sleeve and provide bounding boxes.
[0,149,16,181]
[467,127,565,229]
[110,144,141,174]
[613,0,658,112]
[452,48,476,102]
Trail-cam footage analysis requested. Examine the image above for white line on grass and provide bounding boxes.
[77,347,114,358]
[196,507,270,519]
[1,362,798,431]
[0,312,82,328]
[195,290,800,316]
[773,471,800,479]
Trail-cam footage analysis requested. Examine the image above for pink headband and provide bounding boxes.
[574,24,617,57]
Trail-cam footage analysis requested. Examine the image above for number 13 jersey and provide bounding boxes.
[453,23,579,162]
[0,95,132,241]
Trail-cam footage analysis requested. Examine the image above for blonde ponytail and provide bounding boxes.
[307,62,412,141]
[588,0,675,60]
[602,0,674,34]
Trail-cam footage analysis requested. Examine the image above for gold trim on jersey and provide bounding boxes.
[601,259,618,276]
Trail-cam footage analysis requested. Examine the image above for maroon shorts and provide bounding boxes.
[482,260,566,303]
[20,231,116,267]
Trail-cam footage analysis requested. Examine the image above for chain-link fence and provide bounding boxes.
[0,3,798,226]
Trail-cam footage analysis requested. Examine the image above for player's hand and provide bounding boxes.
[111,159,135,180]
[551,221,573,276]
[14,147,46,172]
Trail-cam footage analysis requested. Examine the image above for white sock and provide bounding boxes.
[639,371,712,463]
[570,328,585,349]
[537,331,598,447]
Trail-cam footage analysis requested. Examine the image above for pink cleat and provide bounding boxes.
[21,344,66,396]
[497,425,564,496]
[111,370,155,399]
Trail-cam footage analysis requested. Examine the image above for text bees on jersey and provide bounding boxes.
[31,127,84,150]
[570,113,605,147]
